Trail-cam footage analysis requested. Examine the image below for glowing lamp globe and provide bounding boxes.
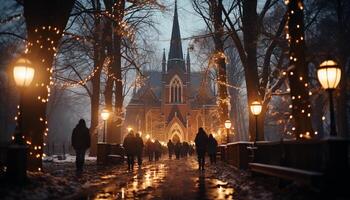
[224,119,232,129]
[13,58,35,87]
[101,109,110,121]
[317,60,341,90]
[127,127,133,132]
[145,134,150,140]
[250,101,262,116]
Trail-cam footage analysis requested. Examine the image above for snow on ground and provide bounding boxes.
[0,155,124,200]
[43,154,96,163]
[0,155,321,200]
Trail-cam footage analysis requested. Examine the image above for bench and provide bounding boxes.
[249,162,323,185]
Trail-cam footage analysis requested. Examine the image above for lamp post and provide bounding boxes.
[101,109,110,143]
[317,60,341,136]
[250,101,262,144]
[13,58,35,144]
[224,119,231,143]
[8,57,35,183]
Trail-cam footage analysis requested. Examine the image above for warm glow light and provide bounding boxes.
[145,134,150,140]
[224,119,231,129]
[13,58,35,87]
[250,101,262,116]
[101,109,110,121]
[127,127,133,132]
[317,60,341,90]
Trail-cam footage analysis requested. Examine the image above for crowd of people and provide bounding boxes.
[71,118,218,173]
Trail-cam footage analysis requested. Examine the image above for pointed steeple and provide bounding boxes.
[168,0,183,60]
[162,48,166,73]
[186,48,190,73]
[186,48,191,86]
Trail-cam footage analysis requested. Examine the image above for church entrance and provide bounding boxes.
[169,123,184,142]
[172,134,181,143]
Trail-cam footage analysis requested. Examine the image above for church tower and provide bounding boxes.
[161,0,190,142]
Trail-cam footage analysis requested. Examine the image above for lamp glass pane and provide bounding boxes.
[13,66,35,87]
[318,60,341,89]
[250,101,262,115]
[101,110,110,120]
[224,120,231,129]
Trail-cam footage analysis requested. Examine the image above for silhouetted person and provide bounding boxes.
[207,134,218,164]
[195,127,208,170]
[145,139,154,161]
[154,140,162,161]
[174,141,181,159]
[123,130,136,171]
[135,133,144,167]
[167,140,174,159]
[189,144,195,156]
[182,142,190,157]
[71,119,90,173]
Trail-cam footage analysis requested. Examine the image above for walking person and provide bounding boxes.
[174,141,181,159]
[123,130,136,171]
[182,142,189,158]
[167,139,174,159]
[208,134,218,164]
[71,119,90,173]
[154,140,162,161]
[135,132,144,167]
[145,138,154,161]
[195,127,209,171]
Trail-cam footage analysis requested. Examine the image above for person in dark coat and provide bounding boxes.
[174,141,181,159]
[182,142,190,157]
[123,130,136,171]
[167,140,174,159]
[207,134,218,164]
[194,127,209,170]
[154,140,162,161]
[71,119,90,172]
[145,138,154,161]
[135,132,144,167]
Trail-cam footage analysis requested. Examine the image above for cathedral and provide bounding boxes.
[123,1,219,143]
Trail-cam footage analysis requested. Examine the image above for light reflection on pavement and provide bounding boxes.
[87,157,234,200]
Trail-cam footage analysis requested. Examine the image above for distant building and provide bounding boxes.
[124,1,219,142]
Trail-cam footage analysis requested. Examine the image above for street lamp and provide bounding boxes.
[224,119,231,143]
[8,57,35,183]
[250,101,262,144]
[127,127,133,133]
[13,58,35,144]
[101,109,110,143]
[317,59,341,136]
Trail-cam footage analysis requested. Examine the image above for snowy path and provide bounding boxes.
[0,156,319,199]
[86,157,235,200]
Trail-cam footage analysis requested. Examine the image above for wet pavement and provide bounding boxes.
[86,157,234,200]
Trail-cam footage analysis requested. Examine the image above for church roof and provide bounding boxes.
[129,70,216,106]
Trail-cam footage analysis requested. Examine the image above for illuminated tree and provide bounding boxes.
[22,0,76,171]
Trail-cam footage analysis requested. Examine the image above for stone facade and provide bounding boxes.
[123,1,219,142]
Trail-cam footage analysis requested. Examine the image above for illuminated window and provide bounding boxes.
[170,76,182,103]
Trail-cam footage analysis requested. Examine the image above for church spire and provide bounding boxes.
[168,0,183,60]
[186,48,190,73]
[162,48,166,73]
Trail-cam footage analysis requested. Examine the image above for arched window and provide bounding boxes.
[170,76,182,103]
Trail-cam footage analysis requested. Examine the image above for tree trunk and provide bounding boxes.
[22,0,75,171]
[109,0,125,144]
[336,0,349,138]
[286,0,313,138]
[211,0,229,126]
[241,0,262,141]
[89,0,103,156]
